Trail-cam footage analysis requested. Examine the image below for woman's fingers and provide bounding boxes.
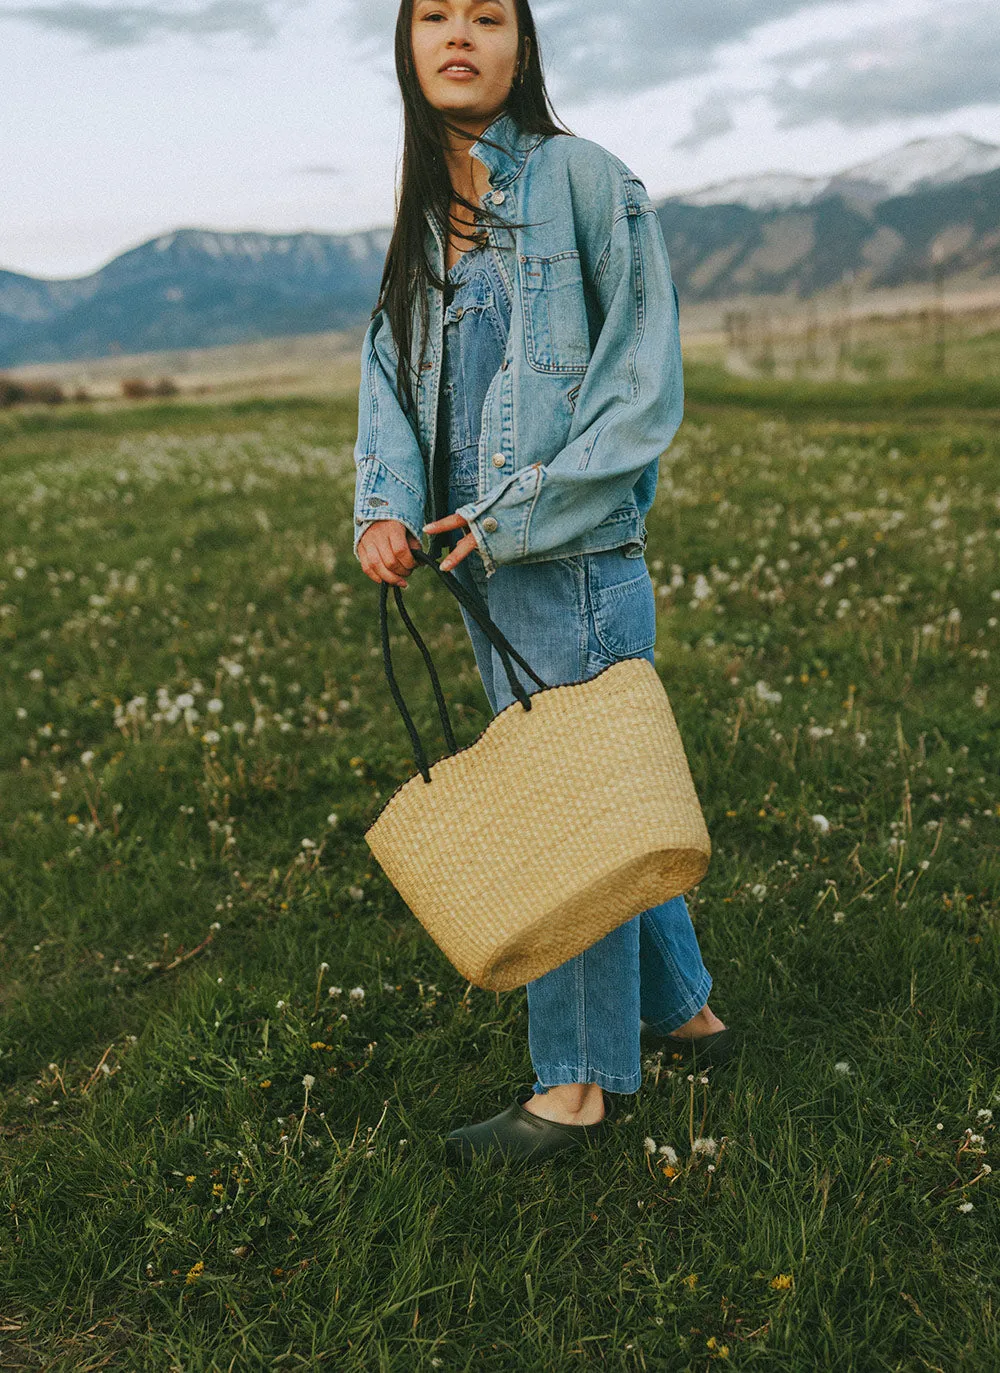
[386,523,419,573]
[358,520,418,585]
[440,532,479,571]
[423,512,469,534]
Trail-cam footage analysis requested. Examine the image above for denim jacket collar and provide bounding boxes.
[468,109,545,188]
[423,109,543,248]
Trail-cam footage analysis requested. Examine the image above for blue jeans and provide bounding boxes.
[446,453,713,1096]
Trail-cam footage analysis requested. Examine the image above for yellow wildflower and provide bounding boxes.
[683,1273,699,1290]
[770,1273,793,1290]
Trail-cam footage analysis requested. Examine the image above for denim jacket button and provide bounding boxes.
[482,517,499,533]
[492,453,505,467]
[491,190,505,205]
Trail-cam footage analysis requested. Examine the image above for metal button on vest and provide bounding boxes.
[482,517,499,533]
[492,453,505,467]
[491,190,505,205]
[454,306,464,320]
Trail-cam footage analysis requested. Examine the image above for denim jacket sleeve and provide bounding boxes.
[455,171,683,567]
[352,306,428,563]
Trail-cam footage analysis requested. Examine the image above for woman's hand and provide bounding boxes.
[357,520,422,588]
[422,513,477,572]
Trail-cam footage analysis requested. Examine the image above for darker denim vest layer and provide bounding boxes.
[429,243,512,557]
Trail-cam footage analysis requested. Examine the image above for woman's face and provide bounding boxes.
[411,0,521,125]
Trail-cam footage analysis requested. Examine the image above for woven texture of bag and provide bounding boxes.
[363,549,711,993]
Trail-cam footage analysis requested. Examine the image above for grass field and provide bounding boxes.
[1,378,998,1369]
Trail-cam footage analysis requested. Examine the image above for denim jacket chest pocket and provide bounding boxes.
[518,250,591,374]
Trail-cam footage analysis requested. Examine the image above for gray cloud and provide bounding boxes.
[673,92,737,152]
[772,1,1000,127]
[0,0,303,48]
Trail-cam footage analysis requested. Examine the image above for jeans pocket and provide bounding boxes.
[519,251,591,374]
[588,548,657,658]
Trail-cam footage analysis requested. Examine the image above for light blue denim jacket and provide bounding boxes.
[352,109,683,579]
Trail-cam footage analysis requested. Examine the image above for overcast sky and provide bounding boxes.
[3,0,999,279]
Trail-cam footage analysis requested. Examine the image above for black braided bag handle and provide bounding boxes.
[379,548,550,783]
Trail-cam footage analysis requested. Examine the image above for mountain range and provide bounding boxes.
[2,134,998,370]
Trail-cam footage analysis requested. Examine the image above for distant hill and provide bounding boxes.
[0,227,391,370]
[2,135,999,369]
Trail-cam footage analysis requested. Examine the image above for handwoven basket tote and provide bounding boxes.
[364,548,711,993]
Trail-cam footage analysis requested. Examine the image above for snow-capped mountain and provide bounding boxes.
[839,134,1000,199]
[677,172,823,211]
[674,134,1000,210]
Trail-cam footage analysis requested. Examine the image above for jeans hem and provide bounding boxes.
[642,971,714,1036]
[531,1065,642,1096]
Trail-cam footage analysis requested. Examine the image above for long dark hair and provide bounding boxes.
[376,0,573,423]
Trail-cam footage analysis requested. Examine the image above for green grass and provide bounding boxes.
[1,385,998,1369]
[684,362,1000,417]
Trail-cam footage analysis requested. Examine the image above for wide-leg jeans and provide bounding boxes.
[445,455,713,1097]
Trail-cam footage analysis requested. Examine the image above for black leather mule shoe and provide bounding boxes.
[444,1087,616,1168]
[639,1020,736,1070]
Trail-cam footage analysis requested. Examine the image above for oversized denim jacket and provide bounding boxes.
[352,109,683,579]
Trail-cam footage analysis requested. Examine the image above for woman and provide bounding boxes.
[354,0,734,1167]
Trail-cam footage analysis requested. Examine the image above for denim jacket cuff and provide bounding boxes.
[454,465,542,576]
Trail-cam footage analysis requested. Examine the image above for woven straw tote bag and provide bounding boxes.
[364,548,712,992]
